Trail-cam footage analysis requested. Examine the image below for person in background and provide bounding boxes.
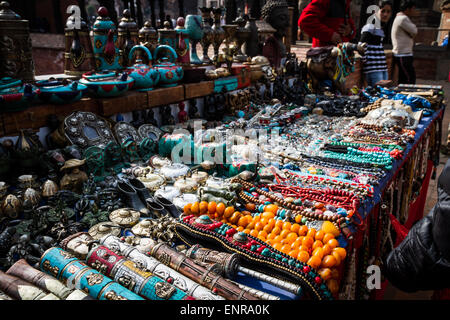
[297,0,356,47]
[384,159,450,298]
[391,0,417,84]
[359,0,393,87]
[165,14,174,29]
[297,0,312,41]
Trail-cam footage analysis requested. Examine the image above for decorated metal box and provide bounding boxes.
[214,76,238,93]
[231,64,251,89]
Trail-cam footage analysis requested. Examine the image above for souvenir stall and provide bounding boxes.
[0,1,446,301]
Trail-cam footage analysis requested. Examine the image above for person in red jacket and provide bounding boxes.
[298,0,356,47]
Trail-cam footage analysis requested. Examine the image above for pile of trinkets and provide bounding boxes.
[0,74,444,300]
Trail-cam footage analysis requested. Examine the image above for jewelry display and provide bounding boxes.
[0,13,444,302]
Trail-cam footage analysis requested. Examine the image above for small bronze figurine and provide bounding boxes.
[160,105,175,126]
[188,99,200,119]
[59,159,89,194]
[144,109,158,126]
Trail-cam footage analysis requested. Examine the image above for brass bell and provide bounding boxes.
[17,175,38,190]
[131,219,154,237]
[2,194,22,219]
[238,170,256,181]
[191,170,208,184]
[0,181,8,199]
[88,222,121,240]
[23,188,41,207]
[42,180,59,198]
[109,208,140,227]
[174,177,198,193]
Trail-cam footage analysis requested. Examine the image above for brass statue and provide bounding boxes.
[59,159,88,193]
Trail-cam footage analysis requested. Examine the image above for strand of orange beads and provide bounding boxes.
[184,201,347,296]
[243,205,345,296]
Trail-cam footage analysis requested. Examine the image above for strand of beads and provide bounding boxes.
[354,123,416,140]
[235,179,347,227]
[345,133,406,146]
[211,202,346,296]
[302,153,387,172]
[302,164,379,186]
[323,144,402,162]
[327,140,404,152]
[322,148,393,170]
[267,185,360,212]
[356,146,403,160]
[283,171,373,198]
[301,155,385,181]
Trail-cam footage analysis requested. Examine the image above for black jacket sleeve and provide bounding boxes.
[359,31,372,44]
[383,160,450,292]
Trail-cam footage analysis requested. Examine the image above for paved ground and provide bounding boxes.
[383,79,450,300]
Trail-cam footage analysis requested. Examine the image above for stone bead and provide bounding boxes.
[285,197,295,203]
[323,210,334,217]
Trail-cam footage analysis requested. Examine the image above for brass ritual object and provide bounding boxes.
[0,1,35,82]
